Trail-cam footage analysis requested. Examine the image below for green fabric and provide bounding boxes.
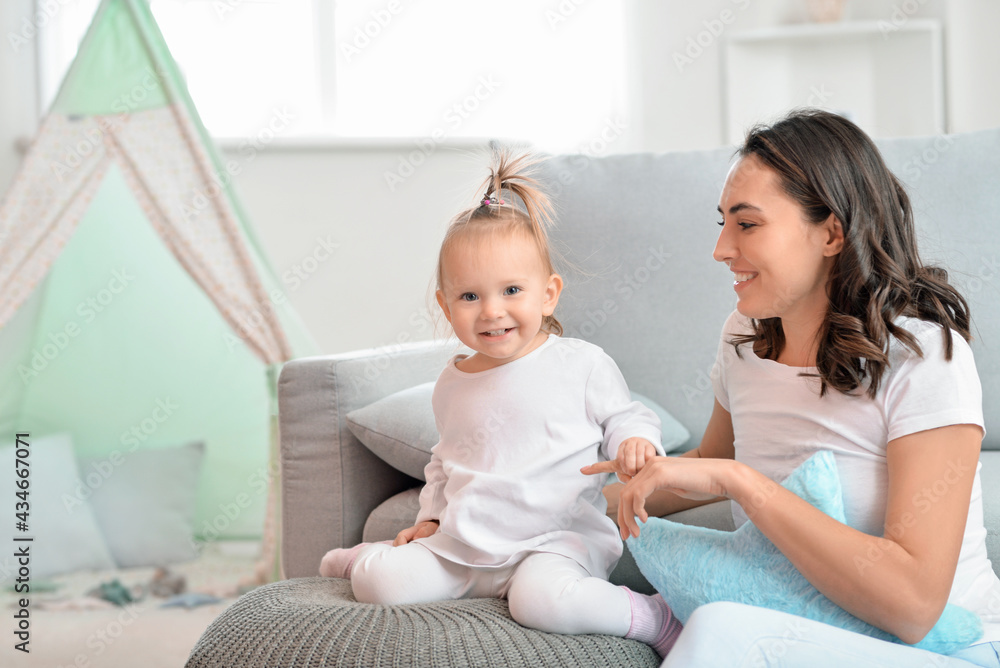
[1,0,319,540]
[51,0,170,115]
[3,166,301,537]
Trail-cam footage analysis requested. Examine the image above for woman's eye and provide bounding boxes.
[738,222,756,230]
[504,286,521,296]
[460,293,477,302]
[717,220,725,227]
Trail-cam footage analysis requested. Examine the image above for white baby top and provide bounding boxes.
[712,309,1000,642]
[415,334,663,578]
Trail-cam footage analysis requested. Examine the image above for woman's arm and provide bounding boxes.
[589,399,736,521]
[616,422,982,644]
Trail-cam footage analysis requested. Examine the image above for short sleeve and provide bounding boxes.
[882,323,985,442]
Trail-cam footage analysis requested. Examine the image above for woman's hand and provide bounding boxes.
[393,520,440,546]
[583,456,735,540]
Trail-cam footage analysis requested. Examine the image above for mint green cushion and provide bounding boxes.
[628,451,983,655]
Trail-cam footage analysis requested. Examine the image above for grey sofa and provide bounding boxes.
[188,126,1000,667]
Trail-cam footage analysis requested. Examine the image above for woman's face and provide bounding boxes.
[714,155,843,327]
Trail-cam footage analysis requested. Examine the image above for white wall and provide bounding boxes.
[945,0,1000,134]
[3,1,1000,356]
[0,0,39,191]
[221,141,483,354]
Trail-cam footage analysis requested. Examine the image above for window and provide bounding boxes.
[40,0,629,152]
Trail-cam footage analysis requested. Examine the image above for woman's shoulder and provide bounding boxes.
[885,316,976,374]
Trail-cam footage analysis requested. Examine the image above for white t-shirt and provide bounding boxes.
[415,334,663,578]
[712,310,1000,642]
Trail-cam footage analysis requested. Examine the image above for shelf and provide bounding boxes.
[727,19,941,44]
[722,20,944,143]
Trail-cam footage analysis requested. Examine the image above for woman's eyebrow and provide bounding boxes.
[718,202,764,215]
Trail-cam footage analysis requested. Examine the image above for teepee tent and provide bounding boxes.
[0,0,316,577]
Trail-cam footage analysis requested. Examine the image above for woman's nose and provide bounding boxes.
[713,222,736,264]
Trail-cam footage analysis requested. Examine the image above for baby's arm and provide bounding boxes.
[394,520,439,546]
[585,352,664,475]
[409,449,446,544]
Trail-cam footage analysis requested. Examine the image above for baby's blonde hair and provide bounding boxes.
[436,148,563,336]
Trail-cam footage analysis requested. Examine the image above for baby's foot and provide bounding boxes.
[319,541,390,579]
[624,589,684,658]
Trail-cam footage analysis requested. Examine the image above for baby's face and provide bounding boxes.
[436,234,561,371]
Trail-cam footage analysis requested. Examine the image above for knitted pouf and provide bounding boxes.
[186,577,660,668]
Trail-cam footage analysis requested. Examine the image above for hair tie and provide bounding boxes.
[481,194,505,207]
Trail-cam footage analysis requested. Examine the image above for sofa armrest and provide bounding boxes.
[278,339,458,578]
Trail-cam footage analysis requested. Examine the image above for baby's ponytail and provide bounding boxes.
[438,147,563,336]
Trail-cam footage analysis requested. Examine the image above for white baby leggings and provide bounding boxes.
[350,541,632,636]
[660,601,1000,668]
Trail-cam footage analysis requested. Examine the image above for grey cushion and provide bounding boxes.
[347,382,691,482]
[83,441,204,568]
[185,577,659,668]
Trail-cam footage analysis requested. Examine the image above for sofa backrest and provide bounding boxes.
[539,127,999,450]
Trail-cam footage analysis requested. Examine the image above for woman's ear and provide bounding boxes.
[823,215,845,257]
[435,290,452,324]
[543,274,564,316]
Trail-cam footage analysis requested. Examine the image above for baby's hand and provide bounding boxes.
[615,437,658,482]
[393,520,440,546]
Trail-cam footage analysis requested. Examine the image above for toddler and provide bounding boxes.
[319,150,681,658]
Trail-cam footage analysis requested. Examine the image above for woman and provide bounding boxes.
[585,109,1000,666]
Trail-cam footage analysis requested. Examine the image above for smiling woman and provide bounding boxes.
[592,108,1000,667]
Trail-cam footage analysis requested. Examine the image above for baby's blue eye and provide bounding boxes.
[460,293,477,302]
[504,286,521,296]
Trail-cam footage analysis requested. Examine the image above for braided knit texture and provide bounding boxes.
[186,577,659,668]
